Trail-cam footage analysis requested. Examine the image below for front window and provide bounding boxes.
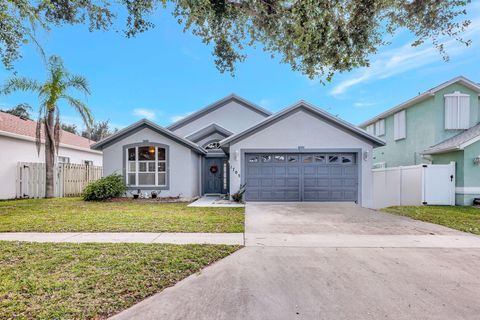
[126,146,167,186]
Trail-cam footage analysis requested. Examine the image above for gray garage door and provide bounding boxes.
[244,153,358,202]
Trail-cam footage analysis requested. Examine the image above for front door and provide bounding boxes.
[204,157,228,194]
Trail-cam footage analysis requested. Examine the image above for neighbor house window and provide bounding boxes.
[374,119,385,136]
[394,110,406,140]
[84,160,93,166]
[126,146,167,187]
[57,156,70,164]
[445,91,470,130]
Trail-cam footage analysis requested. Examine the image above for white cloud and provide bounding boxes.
[133,108,156,120]
[354,101,376,108]
[330,16,480,96]
[170,112,193,123]
[259,98,274,109]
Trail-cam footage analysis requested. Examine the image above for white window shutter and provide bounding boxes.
[458,95,470,129]
[394,110,406,140]
[366,124,375,135]
[377,119,385,136]
[445,96,457,129]
[445,92,470,130]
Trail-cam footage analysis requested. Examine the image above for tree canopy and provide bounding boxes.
[1,103,32,120]
[1,0,472,79]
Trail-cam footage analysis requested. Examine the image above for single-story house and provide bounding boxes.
[92,95,384,207]
[0,111,103,199]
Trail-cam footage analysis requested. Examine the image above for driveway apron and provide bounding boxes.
[111,202,480,320]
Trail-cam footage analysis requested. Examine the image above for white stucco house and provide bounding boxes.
[0,111,102,199]
[92,95,384,207]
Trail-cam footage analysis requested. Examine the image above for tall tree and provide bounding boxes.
[81,120,118,142]
[0,1,472,80]
[1,103,32,120]
[61,123,78,135]
[1,56,93,198]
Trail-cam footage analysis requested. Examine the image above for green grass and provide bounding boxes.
[0,198,244,233]
[383,206,480,235]
[0,241,240,319]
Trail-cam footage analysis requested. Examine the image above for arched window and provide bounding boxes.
[126,145,167,186]
[204,141,221,150]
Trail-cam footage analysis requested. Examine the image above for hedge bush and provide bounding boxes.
[82,174,127,201]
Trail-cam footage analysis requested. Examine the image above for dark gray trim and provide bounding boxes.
[240,147,363,205]
[122,142,170,191]
[167,94,272,131]
[91,119,206,154]
[184,123,233,143]
[220,102,385,147]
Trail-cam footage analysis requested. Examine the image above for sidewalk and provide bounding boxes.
[0,232,244,245]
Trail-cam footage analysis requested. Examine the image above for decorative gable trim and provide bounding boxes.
[167,94,271,131]
[91,119,206,154]
[220,101,385,147]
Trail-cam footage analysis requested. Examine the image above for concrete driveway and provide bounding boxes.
[112,203,480,320]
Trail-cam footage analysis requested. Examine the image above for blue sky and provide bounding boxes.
[1,2,479,130]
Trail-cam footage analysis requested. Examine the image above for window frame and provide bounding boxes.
[123,142,170,190]
[374,119,385,136]
[444,91,470,130]
[394,110,406,141]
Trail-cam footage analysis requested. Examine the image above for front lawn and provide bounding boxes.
[0,198,244,233]
[383,206,480,235]
[0,241,239,319]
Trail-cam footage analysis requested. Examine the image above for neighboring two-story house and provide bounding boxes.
[359,76,480,206]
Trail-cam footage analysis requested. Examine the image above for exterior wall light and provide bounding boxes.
[474,156,480,166]
[235,150,239,161]
[363,150,369,161]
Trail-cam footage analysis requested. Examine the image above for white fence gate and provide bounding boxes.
[372,162,455,209]
[16,162,102,198]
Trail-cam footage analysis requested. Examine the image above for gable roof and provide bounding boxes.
[91,119,206,154]
[167,94,272,131]
[423,123,480,155]
[220,101,385,147]
[0,111,96,151]
[184,123,233,143]
[359,76,480,128]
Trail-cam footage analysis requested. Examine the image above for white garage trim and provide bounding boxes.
[240,148,363,205]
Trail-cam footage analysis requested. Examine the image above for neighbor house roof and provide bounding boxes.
[0,111,96,151]
[359,76,480,128]
[184,123,233,143]
[423,123,480,155]
[167,94,272,131]
[91,118,206,154]
[220,101,385,147]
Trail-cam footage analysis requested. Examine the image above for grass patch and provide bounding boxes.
[0,198,244,233]
[0,241,239,319]
[383,206,480,235]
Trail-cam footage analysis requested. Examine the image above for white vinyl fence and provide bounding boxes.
[16,162,102,198]
[372,162,455,209]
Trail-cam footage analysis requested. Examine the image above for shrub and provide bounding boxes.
[231,183,246,203]
[82,174,127,201]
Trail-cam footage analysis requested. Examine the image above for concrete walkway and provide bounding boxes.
[111,202,480,320]
[0,232,244,245]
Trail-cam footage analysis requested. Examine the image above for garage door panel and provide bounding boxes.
[287,167,300,174]
[304,178,316,187]
[274,167,286,175]
[245,153,358,202]
[260,167,274,175]
[286,178,299,187]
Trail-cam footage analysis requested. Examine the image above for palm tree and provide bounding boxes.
[1,56,93,197]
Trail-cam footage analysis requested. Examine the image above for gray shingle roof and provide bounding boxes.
[423,123,480,154]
